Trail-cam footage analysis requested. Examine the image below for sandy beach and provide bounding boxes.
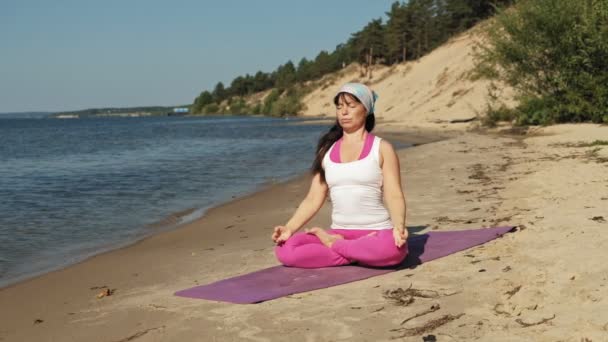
[1,121,607,341]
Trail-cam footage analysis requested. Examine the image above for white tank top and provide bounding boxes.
[322,135,393,230]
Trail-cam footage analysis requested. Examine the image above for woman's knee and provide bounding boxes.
[275,245,296,267]
[362,240,408,267]
[385,244,408,266]
[380,232,408,265]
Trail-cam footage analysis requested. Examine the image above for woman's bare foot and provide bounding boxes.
[306,227,343,247]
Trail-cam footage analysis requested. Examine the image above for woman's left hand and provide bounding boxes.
[393,227,408,248]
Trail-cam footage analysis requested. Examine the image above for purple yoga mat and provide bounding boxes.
[175,226,514,304]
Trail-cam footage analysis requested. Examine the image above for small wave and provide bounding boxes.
[145,207,206,230]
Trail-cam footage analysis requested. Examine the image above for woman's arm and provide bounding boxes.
[272,172,328,243]
[380,140,408,247]
[285,172,328,233]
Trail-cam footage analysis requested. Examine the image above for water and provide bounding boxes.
[0,115,332,287]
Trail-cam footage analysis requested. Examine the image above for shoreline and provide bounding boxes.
[0,125,445,291]
[0,171,309,291]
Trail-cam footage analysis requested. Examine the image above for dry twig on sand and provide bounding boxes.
[399,304,441,325]
[515,314,556,327]
[492,303,511,317]
[383,285,445,306]
[390,314,465,338]
[114,326,165,342]
[505,285,522,299]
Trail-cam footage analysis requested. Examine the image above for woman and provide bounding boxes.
[271,83,408,268]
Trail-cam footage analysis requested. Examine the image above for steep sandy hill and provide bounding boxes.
[300,25,515,130]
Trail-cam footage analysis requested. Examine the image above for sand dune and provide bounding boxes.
[301,26,516,130]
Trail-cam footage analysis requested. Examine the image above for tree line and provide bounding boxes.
[191,0,513,115]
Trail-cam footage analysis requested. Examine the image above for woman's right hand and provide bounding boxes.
[272,225,293,244]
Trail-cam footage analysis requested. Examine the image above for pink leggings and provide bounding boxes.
[275,229,408,268]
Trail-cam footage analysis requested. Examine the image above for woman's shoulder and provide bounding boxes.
[374,135,398,165]
[371,134,394,149]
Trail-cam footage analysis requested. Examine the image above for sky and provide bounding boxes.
[0,0,395,113]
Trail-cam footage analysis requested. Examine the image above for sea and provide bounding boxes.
[0,115,338,288]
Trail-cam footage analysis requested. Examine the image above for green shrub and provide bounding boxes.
[483,105,518,127]
[203,103,219,114]
[270,94,302,117]
[475,0,608,125]
[227,98,248,114]
[251,103,262,115]
[262,89,281,114]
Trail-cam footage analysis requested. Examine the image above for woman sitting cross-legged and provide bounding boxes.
[271,83,408,268]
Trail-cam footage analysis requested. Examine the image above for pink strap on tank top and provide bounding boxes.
[330,133,375,163]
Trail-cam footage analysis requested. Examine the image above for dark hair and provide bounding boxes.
[311,92,376,183]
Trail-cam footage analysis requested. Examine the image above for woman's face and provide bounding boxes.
[335,93,367,131]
